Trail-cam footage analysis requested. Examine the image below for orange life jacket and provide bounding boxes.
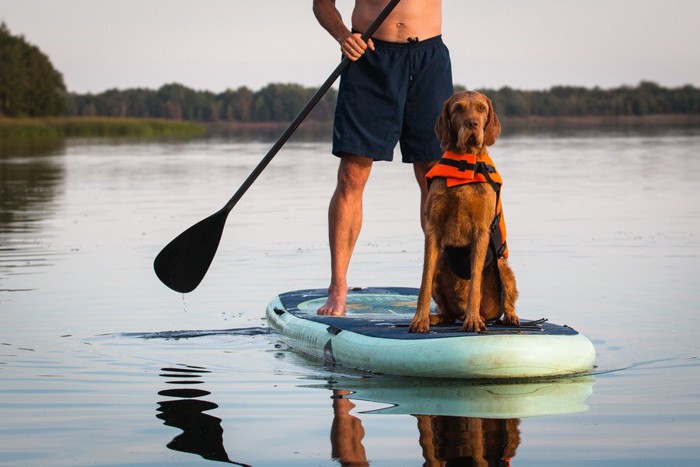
[426,151,509,260]
[425,151,503,188]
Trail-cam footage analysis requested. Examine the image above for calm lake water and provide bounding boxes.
[1,126,699,466]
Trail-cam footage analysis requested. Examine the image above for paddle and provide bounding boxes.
[154,0,402,293]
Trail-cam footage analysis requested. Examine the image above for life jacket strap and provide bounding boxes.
[480,169,502,194]
[437,158,501,194]
[490,212,508,259]
[489,212,501,233]
[437,157,497,175]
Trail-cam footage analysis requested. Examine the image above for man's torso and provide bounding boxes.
[351,0,442,42]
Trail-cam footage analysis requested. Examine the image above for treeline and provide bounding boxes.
[64,83,338,123]
[478,81,700,117]
[65,81,700,123]
[0,23,66,117]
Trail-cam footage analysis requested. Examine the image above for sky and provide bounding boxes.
[1,0,699,94]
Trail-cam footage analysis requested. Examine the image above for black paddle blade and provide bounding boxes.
[154,209,229,293]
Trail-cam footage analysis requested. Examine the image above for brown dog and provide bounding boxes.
[409,91,519,333]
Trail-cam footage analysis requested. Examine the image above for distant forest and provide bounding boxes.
[2,22,700,121]
[65,83,338,123]
[64,81,700,123]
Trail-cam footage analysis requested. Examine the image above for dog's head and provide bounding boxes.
[435,91,501,154]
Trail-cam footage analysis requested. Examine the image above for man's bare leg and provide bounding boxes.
[413,161,437,232]
[317,154,373,316]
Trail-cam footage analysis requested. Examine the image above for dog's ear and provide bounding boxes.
[435,98,453,151]
[483,97,501,146]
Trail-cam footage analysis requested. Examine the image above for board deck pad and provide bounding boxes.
[274,287,580,340]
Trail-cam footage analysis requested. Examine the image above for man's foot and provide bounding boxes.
[317,286,347,316]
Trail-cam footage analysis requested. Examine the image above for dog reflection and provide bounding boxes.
[416,415,519,467]
[330,390,519,466]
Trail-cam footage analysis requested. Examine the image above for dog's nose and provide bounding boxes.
[464,119,479,130]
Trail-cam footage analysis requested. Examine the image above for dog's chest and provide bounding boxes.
[427,180,496,241]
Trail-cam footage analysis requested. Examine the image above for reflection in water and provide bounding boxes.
[0,136,65,158]
[331,390,518,467]
[156,365,251,466]
[322,376,594,466]
[330,392,368,466]
[153,361,587,466]
[0,137,65,232]
[415,415,518,467]
[1,137,66,291]
[309,375,594,418]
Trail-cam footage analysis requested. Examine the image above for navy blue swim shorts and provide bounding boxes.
[332,35,453,163]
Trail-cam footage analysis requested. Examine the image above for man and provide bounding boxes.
[313,0,452,315]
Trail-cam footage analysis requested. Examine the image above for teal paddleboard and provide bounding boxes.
[266,287,596,379]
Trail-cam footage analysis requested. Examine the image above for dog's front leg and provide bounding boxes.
[463,232,491,332]
[410,231,439,333]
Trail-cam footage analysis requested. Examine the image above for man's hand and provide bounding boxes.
[339,32,375,61]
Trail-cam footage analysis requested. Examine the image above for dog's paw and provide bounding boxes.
[409,316,431,333]
[462,315,487,333]
[503,313,520,326]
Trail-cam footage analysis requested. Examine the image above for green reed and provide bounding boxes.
[0,117,205,139]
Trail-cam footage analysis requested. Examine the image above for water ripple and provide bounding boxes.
[124,327,271,340]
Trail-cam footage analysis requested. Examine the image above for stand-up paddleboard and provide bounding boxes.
[266,287,595,379]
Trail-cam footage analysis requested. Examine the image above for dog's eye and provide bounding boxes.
[478,104,488,112]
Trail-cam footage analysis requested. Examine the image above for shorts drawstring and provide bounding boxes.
[407,36,420,80]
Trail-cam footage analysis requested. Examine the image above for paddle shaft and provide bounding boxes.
[224,0,401,213]
[153,0,402,293]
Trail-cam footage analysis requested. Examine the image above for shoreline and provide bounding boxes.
[1,114,698,140]
[205,114,700,131]
[504,114,700,128]
[0,116,205,138]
